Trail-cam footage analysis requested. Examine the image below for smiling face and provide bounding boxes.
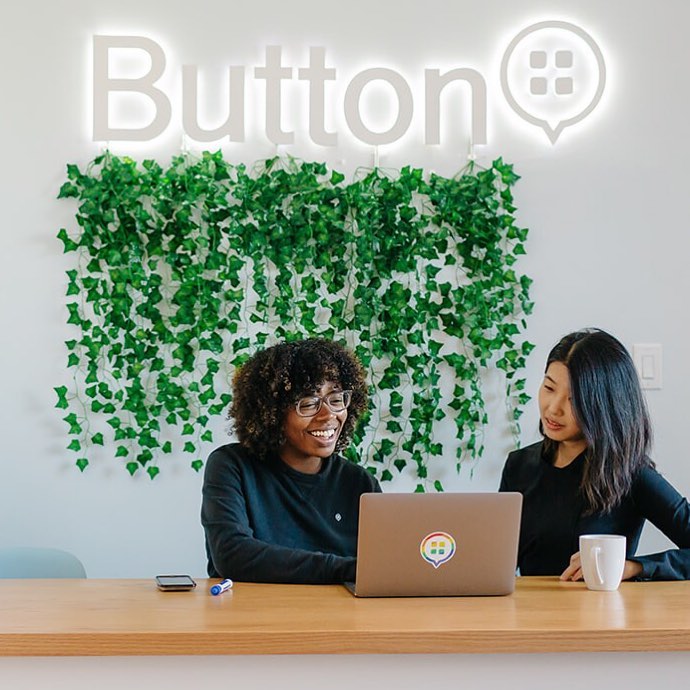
[539,361,587,460]
[279,380,347,474]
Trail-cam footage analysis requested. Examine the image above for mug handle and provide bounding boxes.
[592,546,604,585]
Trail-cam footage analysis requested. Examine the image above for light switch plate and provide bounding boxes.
[632,344,662,390]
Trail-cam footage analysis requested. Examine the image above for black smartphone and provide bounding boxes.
[155,574,197,591]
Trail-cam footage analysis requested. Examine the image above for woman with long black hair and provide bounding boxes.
[500,328,690,580]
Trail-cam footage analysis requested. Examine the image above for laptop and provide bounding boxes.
[344,492,522,597]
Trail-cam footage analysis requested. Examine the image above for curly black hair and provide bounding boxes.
[229,338,368,459]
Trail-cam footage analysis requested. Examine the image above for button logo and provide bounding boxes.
[501,20,606,143]
[420,531,456,568]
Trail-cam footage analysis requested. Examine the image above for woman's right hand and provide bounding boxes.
[560,551,643,581]
[560,552,583,581]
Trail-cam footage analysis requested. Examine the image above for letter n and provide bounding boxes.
[425,69,487,146]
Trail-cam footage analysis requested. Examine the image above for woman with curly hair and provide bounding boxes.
[201,338,380,583]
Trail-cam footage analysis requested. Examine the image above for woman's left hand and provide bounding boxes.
[560,552,643,581]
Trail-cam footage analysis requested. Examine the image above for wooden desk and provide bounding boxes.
[1,576,690,656]
[2,578,690,690]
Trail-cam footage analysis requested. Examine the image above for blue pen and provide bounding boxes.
[210,578,233,596]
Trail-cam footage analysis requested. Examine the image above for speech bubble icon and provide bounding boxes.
[500,20,606,143]
[420,531,456,569]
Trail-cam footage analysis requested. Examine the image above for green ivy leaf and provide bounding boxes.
[386,420,403,433]
[57,228,78,252]
[62,413,82,435]
[137,450,153,466]
[54,386,69,409]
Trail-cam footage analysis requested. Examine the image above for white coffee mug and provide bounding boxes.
[579,534,626,591]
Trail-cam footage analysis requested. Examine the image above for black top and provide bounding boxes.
[201,443,381,583]
[499,441,690,580]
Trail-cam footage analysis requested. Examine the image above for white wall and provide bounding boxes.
[1,0,689,578]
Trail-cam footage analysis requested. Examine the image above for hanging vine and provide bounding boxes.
[55,151,533,488]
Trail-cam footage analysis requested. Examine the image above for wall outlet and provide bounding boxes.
[632,343,662,390]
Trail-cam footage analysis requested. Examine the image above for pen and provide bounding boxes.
[210,578,233,596]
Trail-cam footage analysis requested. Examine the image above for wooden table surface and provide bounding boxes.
[1,576,689,656]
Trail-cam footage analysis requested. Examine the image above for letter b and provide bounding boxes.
[93,35,171,141]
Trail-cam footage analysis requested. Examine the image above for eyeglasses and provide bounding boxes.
[295,390,352,417]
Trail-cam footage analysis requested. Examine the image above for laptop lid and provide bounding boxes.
[347,492,522,597]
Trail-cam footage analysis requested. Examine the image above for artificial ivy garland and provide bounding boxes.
[56,151,533,489]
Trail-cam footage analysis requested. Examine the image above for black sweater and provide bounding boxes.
[499,441,690,580]
[201,443,381,583]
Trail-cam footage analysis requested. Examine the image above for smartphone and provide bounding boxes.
[155,574,197,591]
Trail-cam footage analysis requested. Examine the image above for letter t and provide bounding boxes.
[255,46,294,145]
[298,47,337,146]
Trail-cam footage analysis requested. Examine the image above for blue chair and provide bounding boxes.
[0,547,87,578]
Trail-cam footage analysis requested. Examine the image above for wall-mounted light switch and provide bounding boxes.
[632,344,662,390]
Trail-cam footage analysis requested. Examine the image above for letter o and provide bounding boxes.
[344,68,413,145]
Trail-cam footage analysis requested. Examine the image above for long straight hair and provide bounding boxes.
[542,329,653,513]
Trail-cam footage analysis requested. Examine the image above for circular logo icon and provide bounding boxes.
[420,531,456,569]
[500,20,606,143]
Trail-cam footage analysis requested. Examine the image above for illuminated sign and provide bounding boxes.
[501,21,606,143]
[93,36,486,147]
[92,21,606,147]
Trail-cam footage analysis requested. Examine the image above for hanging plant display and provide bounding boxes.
[55,151,533,489]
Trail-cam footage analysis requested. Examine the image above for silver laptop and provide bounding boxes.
[345,492,522,597]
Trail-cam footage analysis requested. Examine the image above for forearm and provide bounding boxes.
[633,550,690,580]
[206,527,356,583]
[623,559,643,580]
